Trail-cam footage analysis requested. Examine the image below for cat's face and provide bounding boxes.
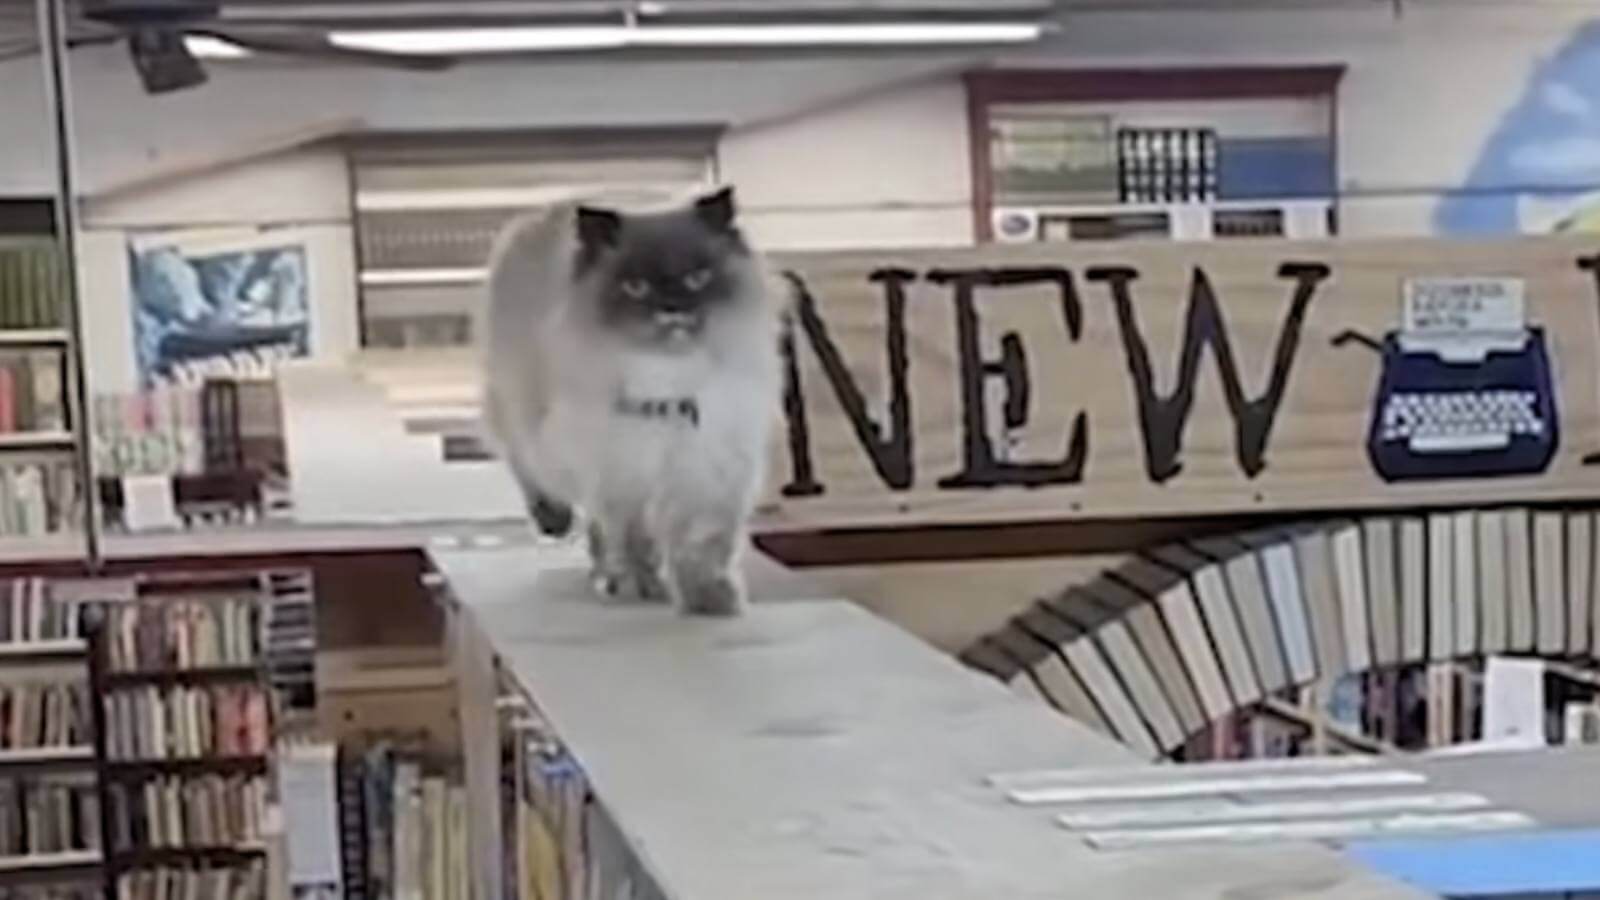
[572,188,753,347]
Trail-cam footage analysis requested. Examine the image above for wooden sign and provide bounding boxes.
[755,236,1600,531]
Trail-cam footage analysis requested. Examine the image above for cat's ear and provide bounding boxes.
[576,206,622,250]
[694,187,737,233]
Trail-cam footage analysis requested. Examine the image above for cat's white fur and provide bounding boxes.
[481,190,782,615]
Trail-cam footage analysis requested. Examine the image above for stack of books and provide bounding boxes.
[0,579,80,645]
[104,599,258,675]
[0,683,88,751]
[103,686,269,763]
[104,774,266,852]
[261,576,314,715]
[114,860,265,900]
[0,780,100,857]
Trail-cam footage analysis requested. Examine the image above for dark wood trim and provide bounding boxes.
[966,75,996,243]
[755,513,1295,568]
[965,65,1346,106]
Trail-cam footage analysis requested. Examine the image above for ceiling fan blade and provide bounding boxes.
[193,29,458,72]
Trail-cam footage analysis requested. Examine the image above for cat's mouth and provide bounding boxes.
[652,310,703,339]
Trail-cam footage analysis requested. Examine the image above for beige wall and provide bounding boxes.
[814,555,1119,654]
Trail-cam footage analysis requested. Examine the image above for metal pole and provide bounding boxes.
[35,0,101,571]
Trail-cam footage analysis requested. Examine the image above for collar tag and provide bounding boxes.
[614,394,699,428]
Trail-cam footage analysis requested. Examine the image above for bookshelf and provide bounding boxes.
[87,583,272,900]
[0,580,101,897]
[0,240,92,556]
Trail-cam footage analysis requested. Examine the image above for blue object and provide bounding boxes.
[1362,327,1559,482]
[1345,829,1600,897]
[1217,137,1334,200]
[1436,21,1600,235]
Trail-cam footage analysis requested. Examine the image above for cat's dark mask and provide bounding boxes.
[573,188,750,345]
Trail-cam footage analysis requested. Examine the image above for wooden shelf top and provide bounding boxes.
[0,638,87,661]
[0,849,103,875]
[105,755,268,778]
[0,330,68,348]
[102,664,260,687]
[111,844,264,869]
[0,431,75,451]
[0,745,93,769]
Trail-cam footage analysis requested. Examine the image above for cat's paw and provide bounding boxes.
[677,575,746,617]
[589,565,669,604]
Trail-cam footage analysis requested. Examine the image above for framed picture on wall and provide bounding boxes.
[127,229,312,387]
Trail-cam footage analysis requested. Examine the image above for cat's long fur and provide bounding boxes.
[482,189,781,615]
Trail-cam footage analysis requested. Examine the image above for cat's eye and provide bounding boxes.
[682,268,714,292]
[621,279,652,300]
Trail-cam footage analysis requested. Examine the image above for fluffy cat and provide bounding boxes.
[482,187,781,616]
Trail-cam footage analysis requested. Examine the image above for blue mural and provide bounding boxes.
[1437,21,1600,236]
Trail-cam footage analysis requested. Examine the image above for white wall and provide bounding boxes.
[722,77,974,250]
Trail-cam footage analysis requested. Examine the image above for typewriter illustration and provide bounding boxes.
[1346,325,1559,481]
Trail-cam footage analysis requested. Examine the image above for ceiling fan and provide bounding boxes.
[3,0,458,94]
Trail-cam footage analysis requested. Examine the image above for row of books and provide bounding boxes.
[0,351,65,437]
[92,389,205,481]
[970,509,1600,760]
[105,775,266,853]
[0,579,78,645]
[103,686,270,762]
[511,744,589,900]
[104,599,260,674]
[0,244,64,332]
[339,746,470,900]
[116,863,266,900]
[0,779,100,857]
[1,683,88,751]
[0,462,81,539]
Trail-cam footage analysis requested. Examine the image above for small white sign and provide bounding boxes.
[1403,277,1526,336]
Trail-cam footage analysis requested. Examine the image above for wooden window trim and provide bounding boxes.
[966,65,1347,241]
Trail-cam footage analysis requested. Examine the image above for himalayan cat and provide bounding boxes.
[482,187,781,616]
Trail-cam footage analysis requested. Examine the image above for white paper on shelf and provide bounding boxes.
[278,742,343,894]
[1483,656,1546,746]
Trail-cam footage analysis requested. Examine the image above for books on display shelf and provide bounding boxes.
[102,686,269,763]
[0,684,89,752]
[0,580,82,649]
[104,775,266,856]
[91,390,204,481]
[103,598,259,676]
[0,350,65,439]
[115,860,265,900]
[0,462,80,540]
[0,780,100,859]
[337,745,469,900]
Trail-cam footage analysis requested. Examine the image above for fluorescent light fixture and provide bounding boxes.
[361,268,488,287]
[184,34,253,59]
[329,21,1043,55]
[637,23,1044,46]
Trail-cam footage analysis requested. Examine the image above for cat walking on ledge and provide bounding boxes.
[482,187,781,616]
